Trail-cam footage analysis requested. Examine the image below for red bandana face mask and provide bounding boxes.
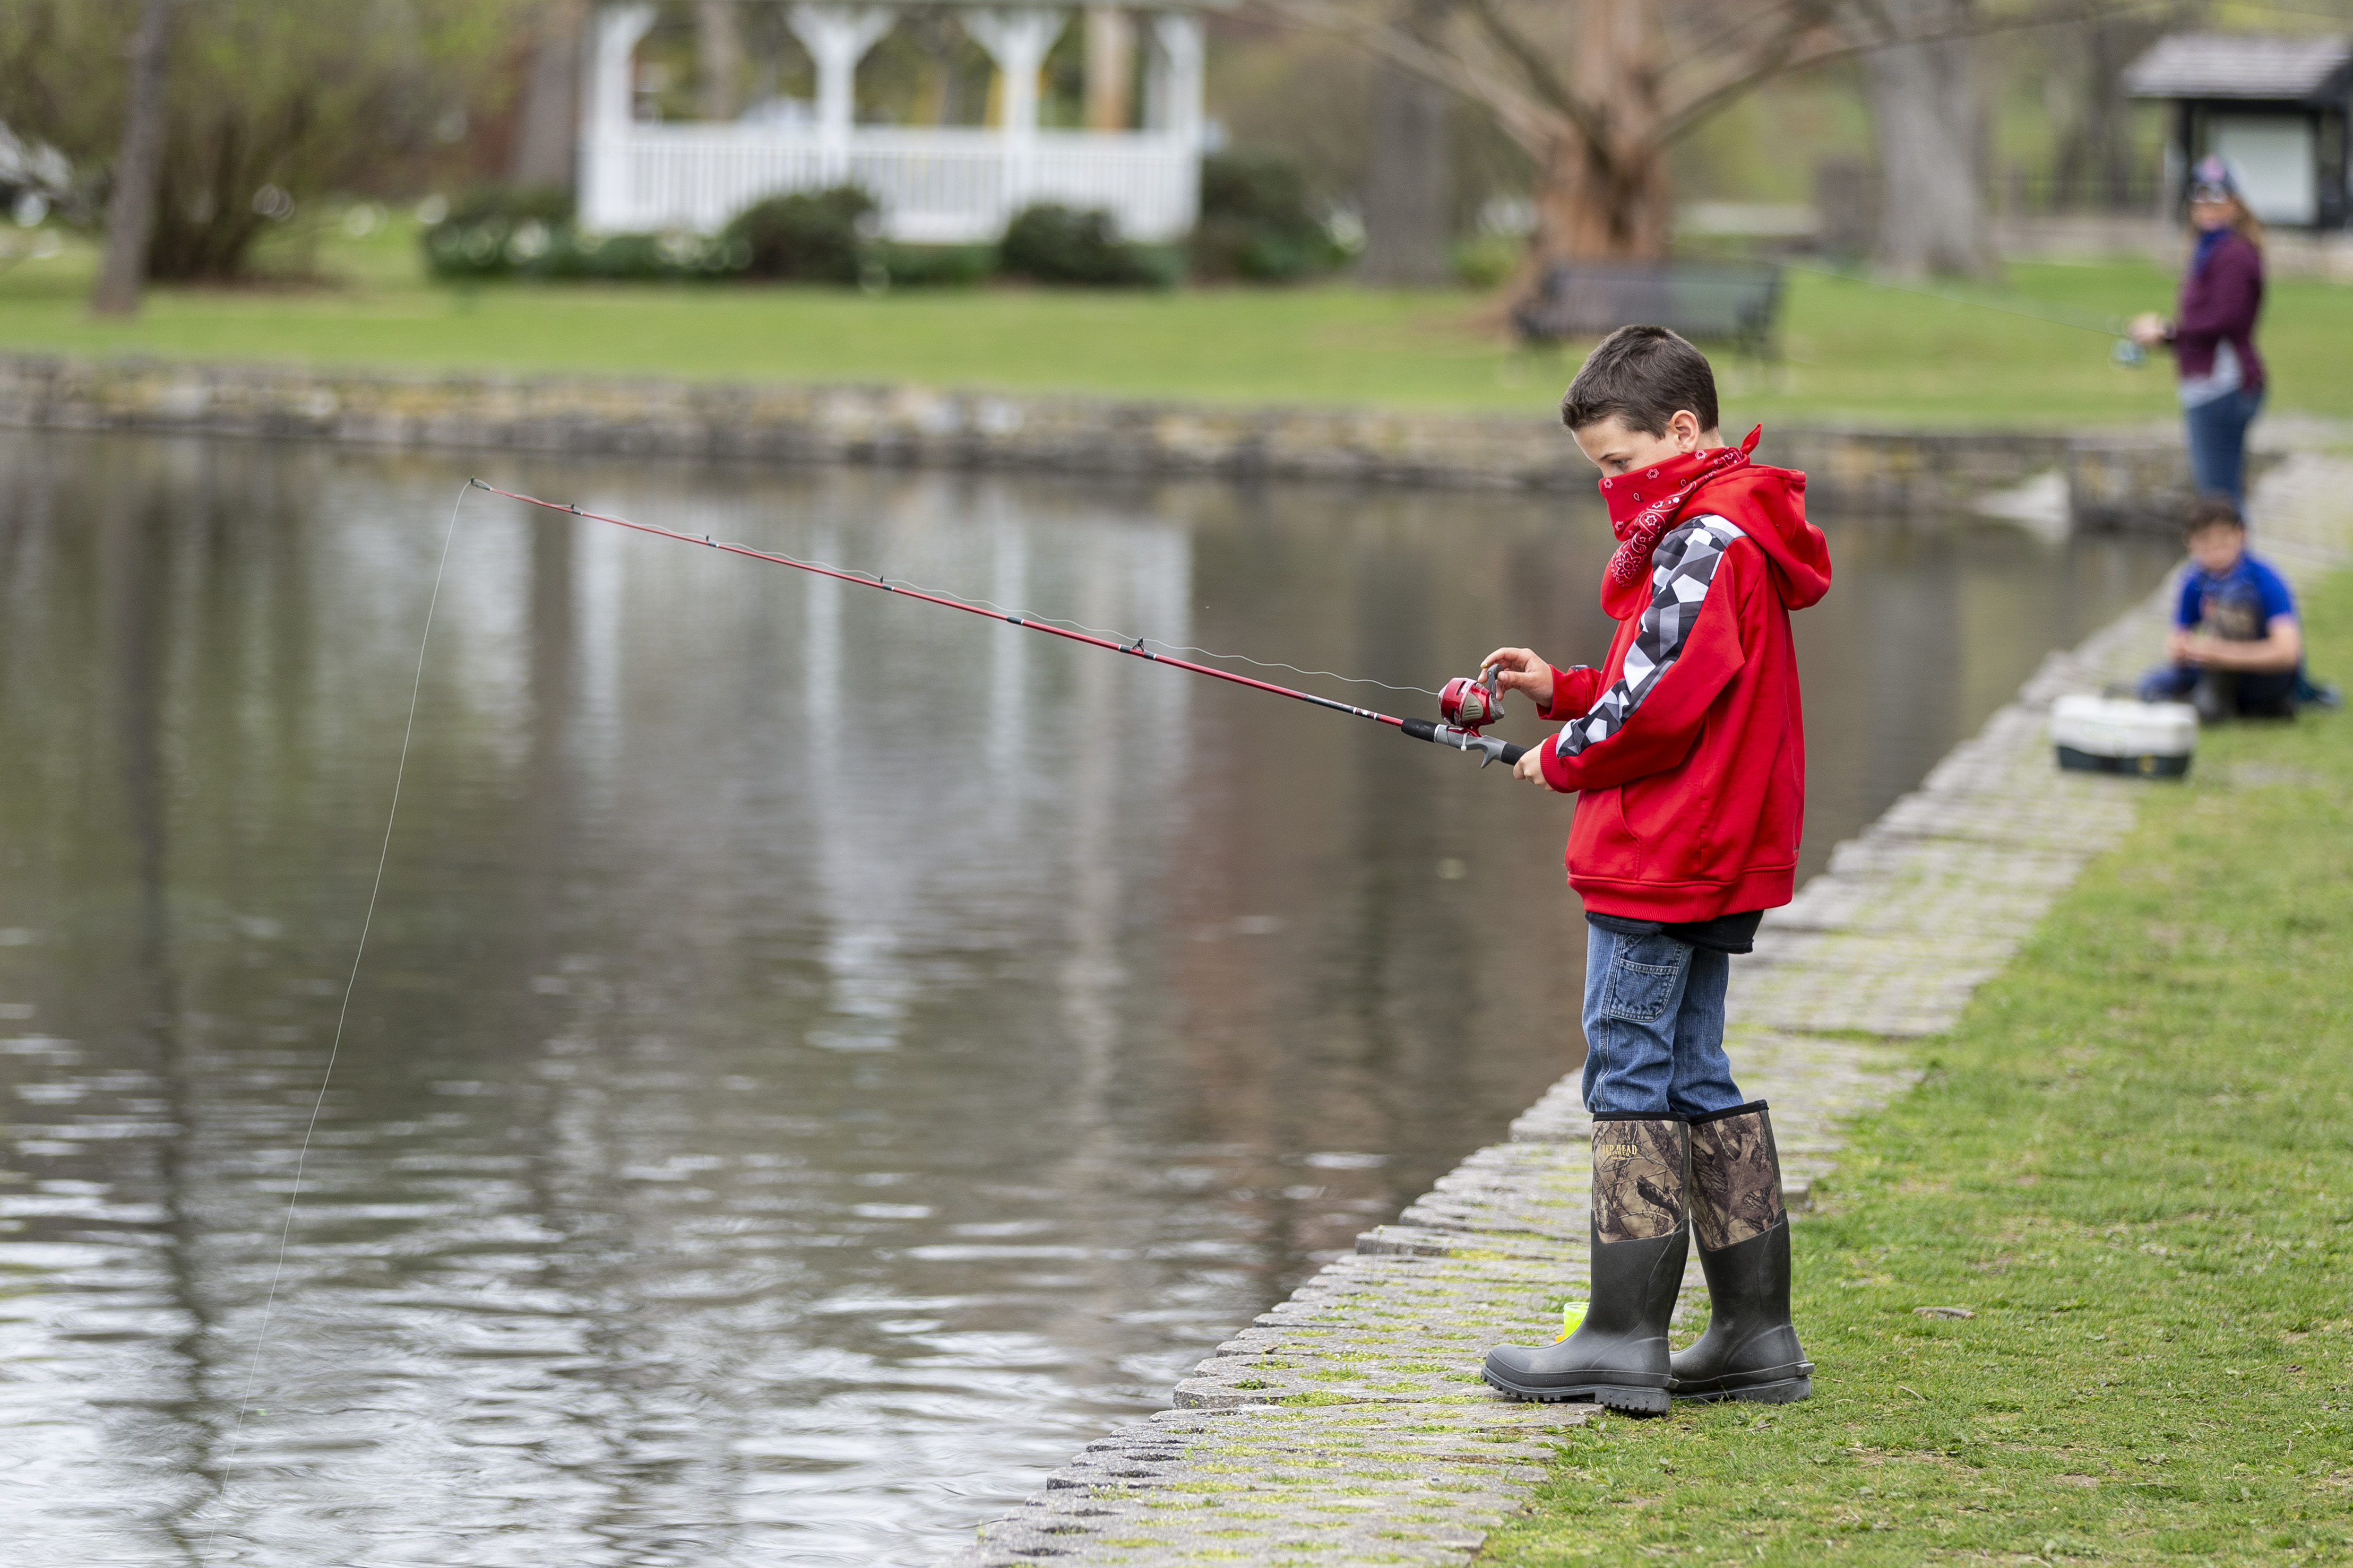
[1596,425,1763,605]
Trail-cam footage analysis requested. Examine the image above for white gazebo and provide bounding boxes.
[578,1,1217,243]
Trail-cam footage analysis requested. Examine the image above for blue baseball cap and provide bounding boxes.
[2187,155,2243,203]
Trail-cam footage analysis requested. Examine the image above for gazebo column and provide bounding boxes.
[1144,12,1204,147]
[788,4,895,183]
[1084,7,1134,131]
[967,8,1065,221]
[581,3,657,230]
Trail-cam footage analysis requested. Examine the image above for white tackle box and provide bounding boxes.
[2049,694,2196,777]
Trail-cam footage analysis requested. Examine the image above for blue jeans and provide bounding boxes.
[1580,921,1745,1118]
[2183,387,2263,508]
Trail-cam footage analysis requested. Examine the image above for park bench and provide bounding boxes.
[1512,261,1783,357]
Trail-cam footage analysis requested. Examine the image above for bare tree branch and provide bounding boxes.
[1453,0,1606,147]
[1248,0,1570,154]
[1834,0,2166,59]
[1658,0,2164,143]
[1253,0,2164,153]
[1652,0,1829,84]
[1656,4,1855,143]
[1654,1,1845,143]
[1244,0,2175,267]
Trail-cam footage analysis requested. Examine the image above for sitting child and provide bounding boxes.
[2137,495,2302,721]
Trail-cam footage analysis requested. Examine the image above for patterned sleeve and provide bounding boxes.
[1555,517,1745,759]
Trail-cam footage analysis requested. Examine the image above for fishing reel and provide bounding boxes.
[1417,663,1523,769]
[1439,665,1509,732]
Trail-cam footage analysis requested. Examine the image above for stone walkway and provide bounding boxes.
[938,456,2353,1568]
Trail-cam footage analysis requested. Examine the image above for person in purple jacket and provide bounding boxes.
[2129,156,2266,508]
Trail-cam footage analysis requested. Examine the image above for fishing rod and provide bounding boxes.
[1768,257,2151,365]
[469,480,1531,768]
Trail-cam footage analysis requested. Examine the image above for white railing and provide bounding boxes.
[581,125,1200,244]
[1029,132,1200,241]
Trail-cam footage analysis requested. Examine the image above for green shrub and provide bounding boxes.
[540,229,749,280]
[420,185,594,280]
[876,242,997,288]
[722,186,877,283]
[1188,152,1347,283]
[418,197,997,289]
[1452,232,1522,291]
[441,184,575,230]
[422,219,746,282]
[999,203,1171,288]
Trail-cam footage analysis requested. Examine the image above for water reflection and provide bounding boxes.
[0,432,2176,1565]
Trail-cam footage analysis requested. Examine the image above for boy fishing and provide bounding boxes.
[1476,325,1833,1413]
[2135,494,2305,721]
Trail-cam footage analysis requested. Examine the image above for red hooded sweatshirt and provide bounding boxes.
[1535,456,1832,921]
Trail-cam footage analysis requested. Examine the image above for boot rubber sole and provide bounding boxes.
[1482,1366,1670,1415]
[1669,1364,1814,1405]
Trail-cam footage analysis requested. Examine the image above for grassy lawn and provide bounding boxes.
[3,221,2350,427]
[1484,567,2353,1565]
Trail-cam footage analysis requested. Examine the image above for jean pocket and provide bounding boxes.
[1600,943,1686,1023]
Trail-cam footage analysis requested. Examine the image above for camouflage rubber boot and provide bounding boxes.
[1669,1101,1813,1404]
[1482,1114,1688,1415]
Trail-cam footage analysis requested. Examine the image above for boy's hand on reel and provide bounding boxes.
[1480,647,1554,711]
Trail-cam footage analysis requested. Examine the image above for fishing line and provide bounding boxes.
[777,568,1438,696]
[470,481,1523,764]
[891,595,1441,697]
[203,479,470,1537]
[529,496,1437,697]
[1771,256,2140,343]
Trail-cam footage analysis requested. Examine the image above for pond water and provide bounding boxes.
[0,431,2177,1566]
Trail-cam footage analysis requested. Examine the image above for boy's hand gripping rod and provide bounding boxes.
[471,481,1531,769]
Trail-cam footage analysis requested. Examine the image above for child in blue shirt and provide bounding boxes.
[2137,496,2303,720]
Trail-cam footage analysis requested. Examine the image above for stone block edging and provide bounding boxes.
[0,352,2202,525]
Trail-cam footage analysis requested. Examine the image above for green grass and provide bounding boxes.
[4,219,2351,427]
[1484,569,2353,1565]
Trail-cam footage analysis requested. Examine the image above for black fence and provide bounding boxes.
[1999,168,2169,218]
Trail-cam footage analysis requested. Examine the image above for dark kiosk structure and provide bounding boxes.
[2125,32,2353,230]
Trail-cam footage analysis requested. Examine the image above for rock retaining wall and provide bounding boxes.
[935,451,2352,1567]
[0,353,2200,528]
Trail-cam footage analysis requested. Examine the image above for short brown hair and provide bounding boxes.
[2184,493,2245,539]
[1560,325,1719,437]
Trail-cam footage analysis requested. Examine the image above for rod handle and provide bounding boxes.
[1401,718,1530,770]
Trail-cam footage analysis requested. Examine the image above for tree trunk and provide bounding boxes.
[1525,0,1671,270]
[511,0,586,190]
[1358,0,1454,285]
[2050,14,2165,210]
[89,0,176,319]
[1860,0,1996,279]
[697,0,746,122]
